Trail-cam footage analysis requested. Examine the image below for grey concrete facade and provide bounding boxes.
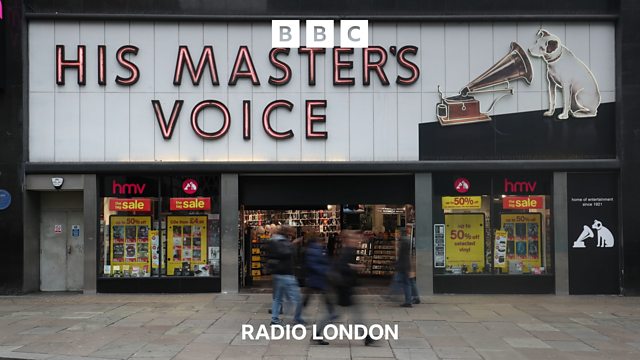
[553,172,569,295]
[82,175,97,294]
[415,173,434,295]
[221,173,240,293]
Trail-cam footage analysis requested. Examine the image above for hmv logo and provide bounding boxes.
[504,178,537,193]
[112,180,146,195]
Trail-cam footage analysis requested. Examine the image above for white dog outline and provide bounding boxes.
[592,219,614,248]
[528,29,601,120]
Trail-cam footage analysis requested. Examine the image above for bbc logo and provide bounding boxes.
[272,20,368,48]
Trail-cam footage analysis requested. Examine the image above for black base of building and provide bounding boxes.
[97,277,221,293]
[434,275,555,294]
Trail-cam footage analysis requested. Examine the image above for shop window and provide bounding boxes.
[98,175,221,278]
[433,174,553,276]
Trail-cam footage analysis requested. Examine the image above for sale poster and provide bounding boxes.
[167,216,207,276]
[444,214,485,272]
[110,215,152,276]
[500,213,542,270]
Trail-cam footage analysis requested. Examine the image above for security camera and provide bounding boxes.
[51,177,64,190]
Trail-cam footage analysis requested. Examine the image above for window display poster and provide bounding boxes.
[494,230,508,269]
[149,230,159,271]
[167,216,207,276]
[110,215,152,276]
[433,224,446,268]
[500,213,542,271]
[444,214,485,272]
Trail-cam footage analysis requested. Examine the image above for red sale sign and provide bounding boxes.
[503,196,544,209]
[170,197,211,211]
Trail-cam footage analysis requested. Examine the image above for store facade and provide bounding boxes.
[2,0,639,295]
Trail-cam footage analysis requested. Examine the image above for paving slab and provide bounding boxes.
[0,294,639,360]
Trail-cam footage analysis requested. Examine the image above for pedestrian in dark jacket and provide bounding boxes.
[268,226,304,325]
[316,230,374,346]
[302,236,335,319]
[394,235,413,307]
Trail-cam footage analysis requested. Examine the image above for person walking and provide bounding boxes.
[395,235,413,307]
[267,226,305,326]
[302,235,336,322]
[317,230,374,346]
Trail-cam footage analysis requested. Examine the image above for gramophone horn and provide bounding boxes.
[461,42,533,96]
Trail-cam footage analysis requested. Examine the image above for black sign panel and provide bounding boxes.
[419,104,615,160]
[568,172,619,294]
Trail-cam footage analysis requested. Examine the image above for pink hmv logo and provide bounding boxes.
[1,1,4,20]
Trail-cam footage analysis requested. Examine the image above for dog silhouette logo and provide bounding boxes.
[573,219,614,248]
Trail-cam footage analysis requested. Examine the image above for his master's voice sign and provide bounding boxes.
[242,323,398,341]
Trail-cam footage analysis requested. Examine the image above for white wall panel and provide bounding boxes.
[324,92,350,161]
[54,92,80,161]
[421,23,445,98]
[444,24,469,98]
[105,22,130,93]
[203,92,230,161]
[29,21,55,93]
[516,22,544,94]
[276,92,303,161]
[349,93,374,161]
[373,92,398,161]
[203,23,228,94]
[154,23,179,93]
[251,93,278,161]
[227,24,253,95]
[80,92,105,161]
[104,93,130,160]
[129,23,154,93]
[371,23,396,93]
[300,94,326,161]
[28,21,617,163]
[492,23,518,115]
[227,92,252,161]
[397,23,421,93]
[398,93,421,161]
[54,22,81,93]
[29,93,55,161]
[79,22,104,92]
[129,93,156,161]
[178,23,204,94]
[152,94,181,160]
[179,93,205,161]
[252,23,273,94]
[590,23,616,93]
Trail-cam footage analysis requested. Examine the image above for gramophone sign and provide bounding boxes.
[436,42,533,126]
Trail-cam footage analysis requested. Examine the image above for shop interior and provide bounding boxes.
[240,204,415,292]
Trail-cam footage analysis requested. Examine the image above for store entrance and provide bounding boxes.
[240,205,414,291]
[238,174,416,292]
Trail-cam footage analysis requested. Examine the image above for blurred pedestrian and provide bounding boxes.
[395,235,413,307]
[302,235,336,322]
[267,226,305,325]
[316,230,374,346]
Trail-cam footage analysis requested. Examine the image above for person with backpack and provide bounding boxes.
[267,226,305,326]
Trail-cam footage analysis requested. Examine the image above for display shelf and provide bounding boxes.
[243,209,341,234]
[370,238,397,276]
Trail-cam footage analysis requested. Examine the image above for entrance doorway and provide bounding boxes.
[39,192,84,291]
[239,204,415,292]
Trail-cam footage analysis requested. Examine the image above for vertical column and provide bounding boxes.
[415,173,433,295]
[83,174,98,294]
[221,173,239,293]
[553,172,569,295]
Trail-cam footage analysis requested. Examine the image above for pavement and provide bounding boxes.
[1,293,640,360]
